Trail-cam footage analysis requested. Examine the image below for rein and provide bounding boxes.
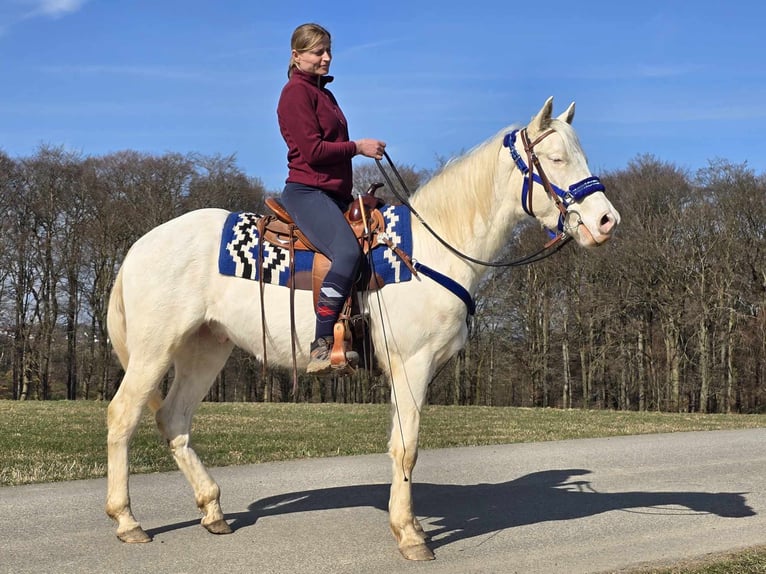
[372,130,605,313]
[374,140,577,270]
[377,125,607,266]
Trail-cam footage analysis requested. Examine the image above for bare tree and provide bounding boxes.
[185,153,267,212]
[352,162,428,204]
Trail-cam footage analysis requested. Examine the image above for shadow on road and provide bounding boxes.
[148,469,755,548]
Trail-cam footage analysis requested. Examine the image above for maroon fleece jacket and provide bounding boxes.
[277,68,357,200]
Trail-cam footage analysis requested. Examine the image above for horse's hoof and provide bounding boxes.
[117,526,151,543]
[399,543,435,561]
[203,519,233,535]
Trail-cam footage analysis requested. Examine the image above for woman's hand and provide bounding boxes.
[355,139,386,160]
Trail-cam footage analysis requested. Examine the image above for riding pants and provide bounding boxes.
[281,183,362,341]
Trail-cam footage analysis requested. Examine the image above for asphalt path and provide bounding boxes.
[2,428,765,574]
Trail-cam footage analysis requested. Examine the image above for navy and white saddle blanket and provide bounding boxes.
[218,204,413,287]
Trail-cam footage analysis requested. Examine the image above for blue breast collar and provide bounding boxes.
[413,261,476,315]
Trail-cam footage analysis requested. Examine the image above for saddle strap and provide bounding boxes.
[289,232,299,396]
[255,217,270,383]
[379,235,419,277]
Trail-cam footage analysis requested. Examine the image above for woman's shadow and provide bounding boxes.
[183,468,755,549]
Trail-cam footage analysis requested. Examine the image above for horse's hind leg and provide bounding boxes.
[155,324,234,535]
[106,356,171,543]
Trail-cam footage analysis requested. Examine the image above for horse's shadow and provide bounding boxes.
[147,468,755,547]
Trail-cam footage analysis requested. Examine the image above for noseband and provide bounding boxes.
[503,128,605,236]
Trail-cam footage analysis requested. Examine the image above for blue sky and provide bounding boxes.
[2,0,764,193]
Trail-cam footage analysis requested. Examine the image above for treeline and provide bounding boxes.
[443,155,766,413]
[0,147,764,412]
[0,145,267,402]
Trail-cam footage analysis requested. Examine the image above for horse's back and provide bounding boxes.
[126,208,229,266]
[118,208,233,339]
[130,208,230,251]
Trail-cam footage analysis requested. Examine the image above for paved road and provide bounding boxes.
[2,429,765,574]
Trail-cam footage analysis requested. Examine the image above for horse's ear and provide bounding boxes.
[529,97,554,133]
[557,102,575,124]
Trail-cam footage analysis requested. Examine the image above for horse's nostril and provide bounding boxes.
[600,213,615,234]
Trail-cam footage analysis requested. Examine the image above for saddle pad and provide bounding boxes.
[218,204,413,287]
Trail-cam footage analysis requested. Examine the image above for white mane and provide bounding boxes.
[409,128,512,247]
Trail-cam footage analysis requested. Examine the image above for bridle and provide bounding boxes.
[503,127,606,239]
[376,126,606,269]
[369,129,608,314]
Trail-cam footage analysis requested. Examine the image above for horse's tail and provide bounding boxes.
[107,265,129,369]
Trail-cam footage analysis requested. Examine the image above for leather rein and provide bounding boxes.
[376,127,605,269]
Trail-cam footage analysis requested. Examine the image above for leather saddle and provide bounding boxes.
[255,184,413,379]
[259,183,391,307]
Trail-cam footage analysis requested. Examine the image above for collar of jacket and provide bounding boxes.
[292,67,334,88]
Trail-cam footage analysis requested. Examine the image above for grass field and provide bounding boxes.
[630,545,766,574]
[2,400,765,573]
[2,400,766,486]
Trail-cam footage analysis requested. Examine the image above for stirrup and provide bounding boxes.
[330,322,357,374]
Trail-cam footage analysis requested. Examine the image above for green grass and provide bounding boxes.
[626,545,766,573]
[2,400,765,487]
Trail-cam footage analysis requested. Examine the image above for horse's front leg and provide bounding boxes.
[387,358,434,561]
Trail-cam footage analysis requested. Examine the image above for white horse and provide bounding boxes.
[105,97,620,560]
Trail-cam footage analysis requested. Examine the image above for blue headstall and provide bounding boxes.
[502,129,605,235]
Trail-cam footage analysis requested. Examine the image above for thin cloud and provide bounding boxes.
[338,37,402,58]
[635,64,700,79]
[0,0,88,36]
[561,63,699,82]
[40,63,204,81]
[592,102,766,125]
[24,0,88,19]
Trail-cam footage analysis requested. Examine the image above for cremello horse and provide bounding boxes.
[105,97,620,560]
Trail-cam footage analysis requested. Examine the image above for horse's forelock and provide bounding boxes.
[549,119,587,167]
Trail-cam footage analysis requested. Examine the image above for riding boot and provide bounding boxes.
[307,336,334,374]
[306,336,359,374]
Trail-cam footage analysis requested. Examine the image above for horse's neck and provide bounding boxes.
[409,138,523,287]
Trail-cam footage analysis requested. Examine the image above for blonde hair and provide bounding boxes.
[288,23,331,78]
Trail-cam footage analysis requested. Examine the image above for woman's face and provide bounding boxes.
[293,37,332,76]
